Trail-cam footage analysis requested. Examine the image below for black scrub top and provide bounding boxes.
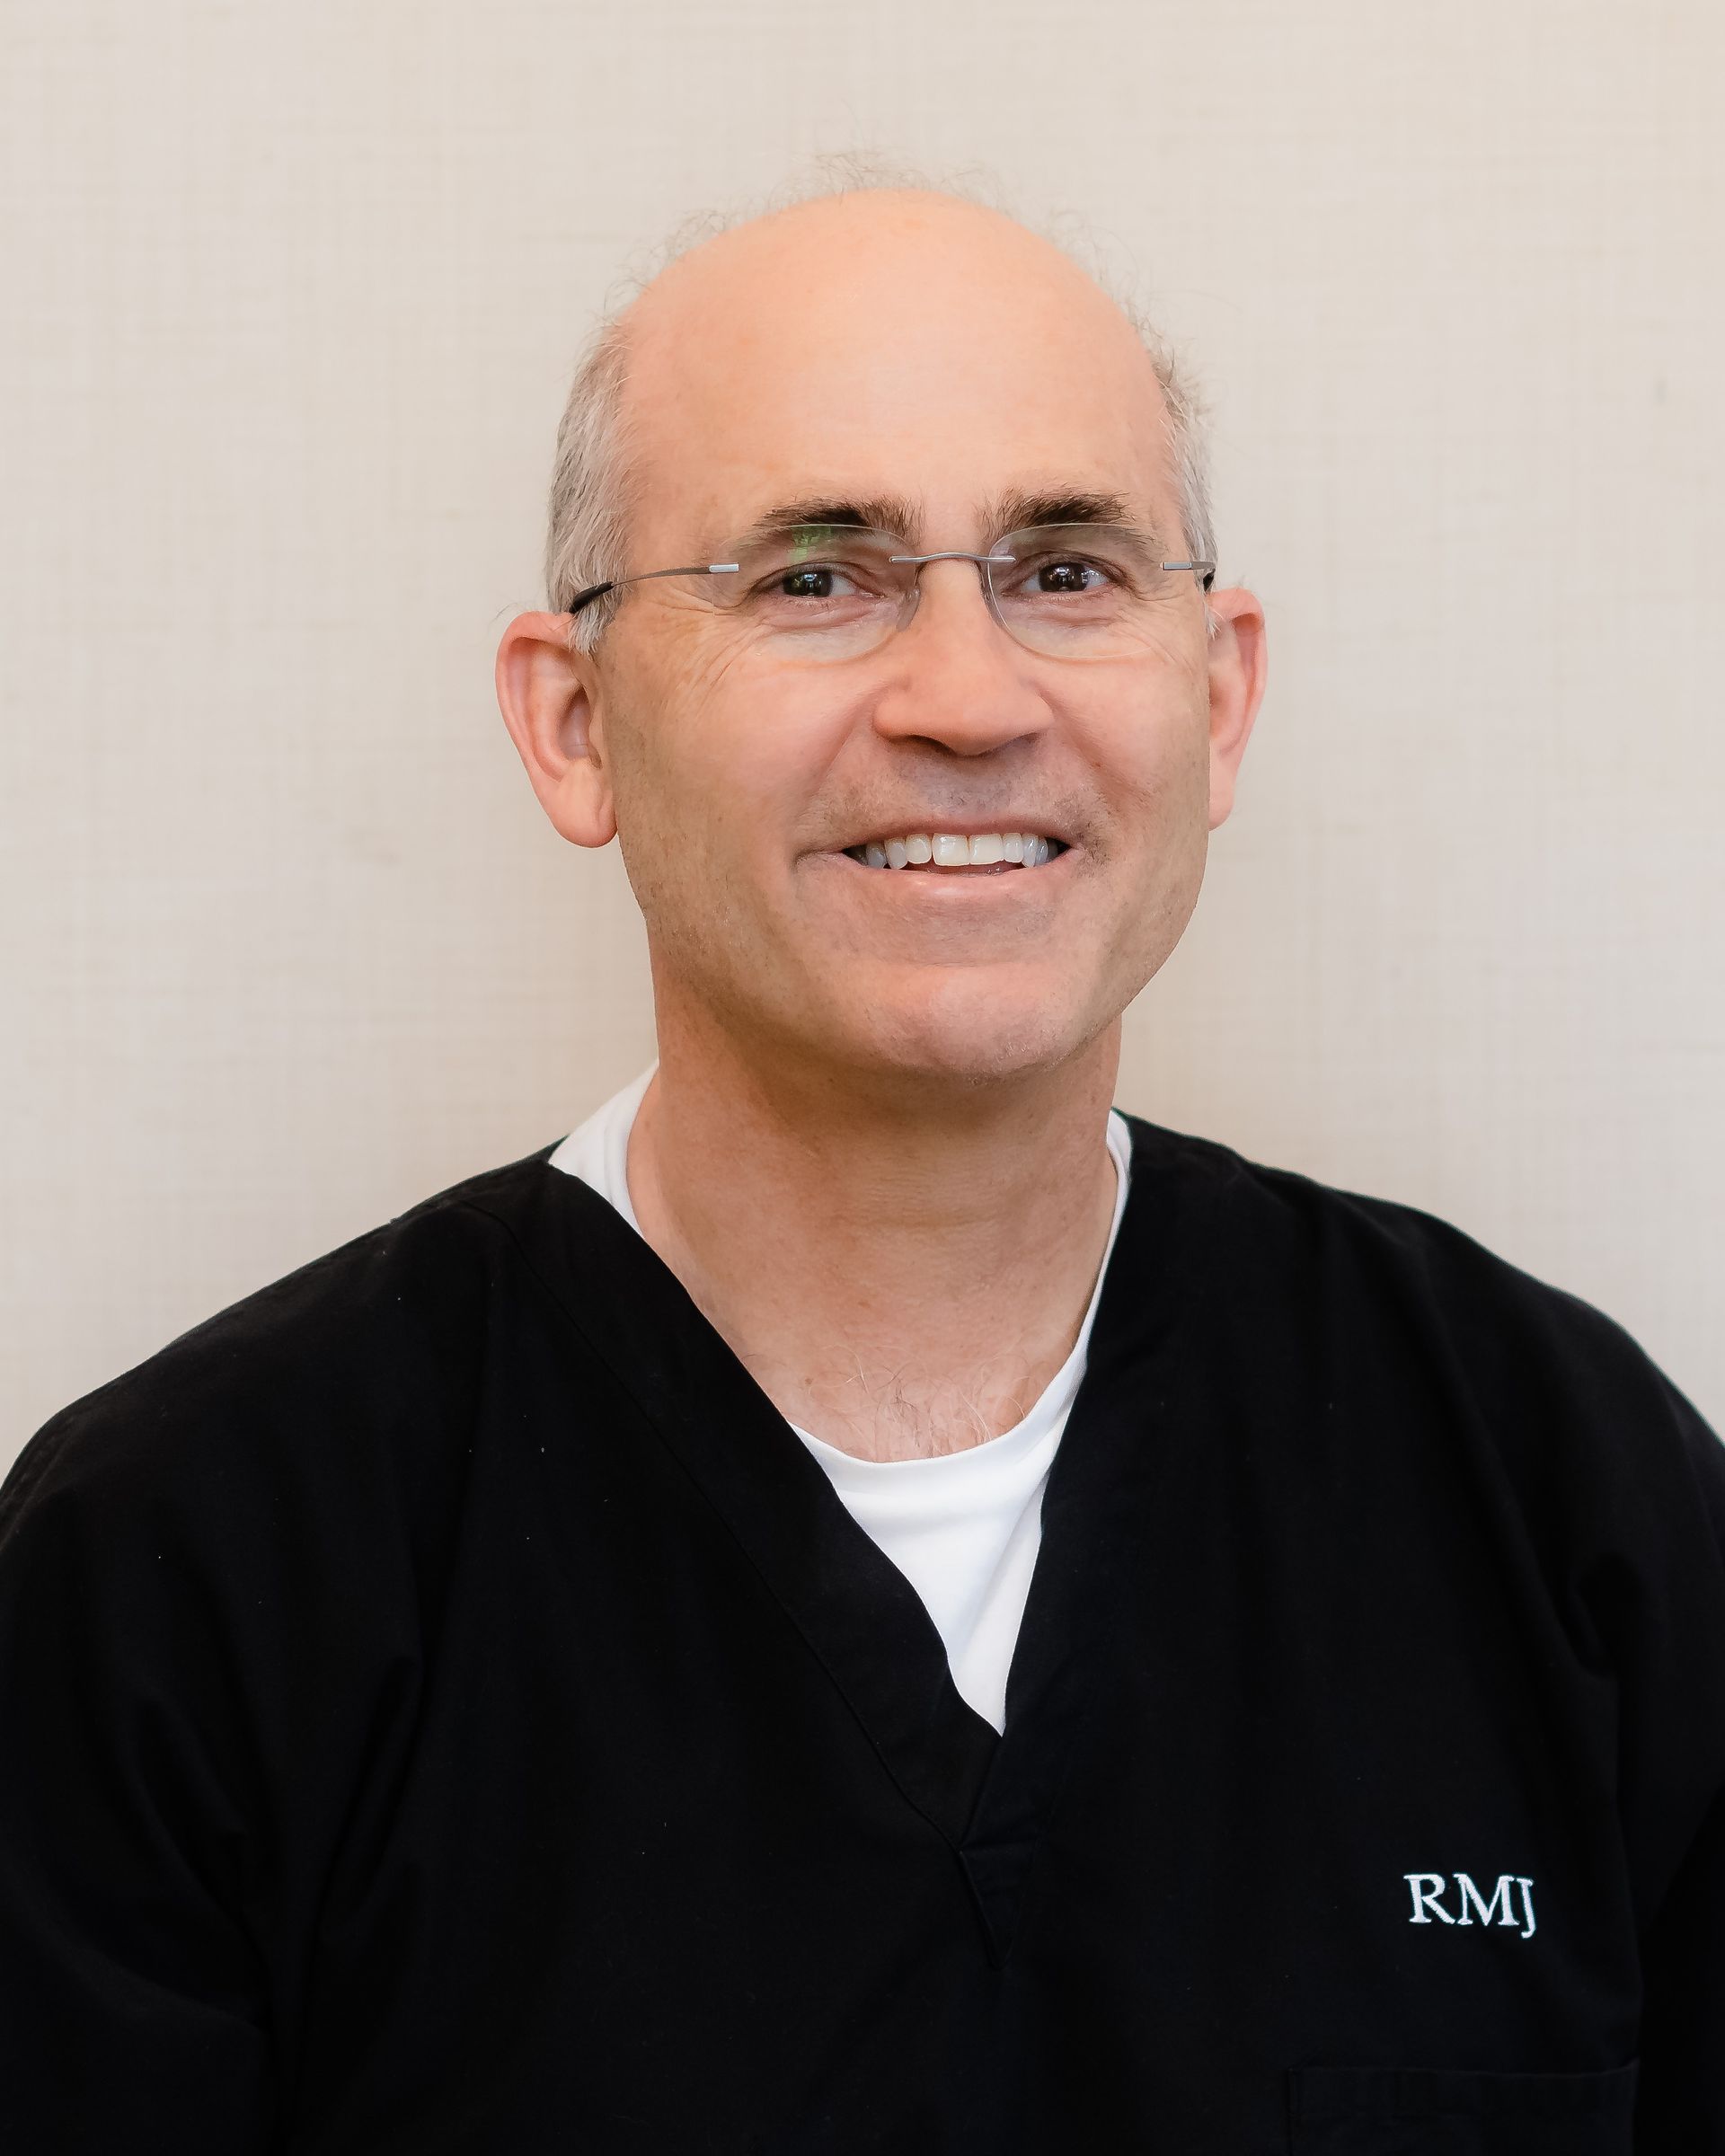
[2,1111,1721,2154]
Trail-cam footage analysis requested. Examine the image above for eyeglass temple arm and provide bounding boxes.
[562,562,742,616]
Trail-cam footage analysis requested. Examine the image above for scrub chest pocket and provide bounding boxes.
[1286,2060,1641,2152]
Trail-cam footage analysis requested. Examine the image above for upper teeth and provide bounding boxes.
[847,832,1061,869]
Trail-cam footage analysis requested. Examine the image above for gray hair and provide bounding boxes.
[544,152,1218,651]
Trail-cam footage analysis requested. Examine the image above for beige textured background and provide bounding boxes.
[4,0,1721,1466]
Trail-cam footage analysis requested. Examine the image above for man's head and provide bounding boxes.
[498,166,1266,1099]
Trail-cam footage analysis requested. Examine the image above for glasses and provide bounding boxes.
[562,522,1216,664]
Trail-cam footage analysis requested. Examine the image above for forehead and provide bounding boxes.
[618,199,1179,556]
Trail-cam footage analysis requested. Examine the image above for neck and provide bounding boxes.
[625,1003,1124,1462]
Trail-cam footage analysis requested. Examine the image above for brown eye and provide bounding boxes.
[777,566,853,600]
[1016,547,1128,595]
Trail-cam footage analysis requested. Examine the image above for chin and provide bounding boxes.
[830,980,1092,1089]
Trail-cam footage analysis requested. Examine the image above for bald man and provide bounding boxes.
[3,184,1721,2155]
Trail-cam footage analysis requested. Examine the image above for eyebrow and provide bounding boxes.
[717,487,1166,558]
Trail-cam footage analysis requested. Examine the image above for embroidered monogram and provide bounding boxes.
[1402,1871,1536,1939]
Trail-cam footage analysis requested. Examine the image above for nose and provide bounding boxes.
[869,557,1053,756]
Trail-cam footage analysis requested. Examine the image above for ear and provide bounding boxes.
[494,611,617,847]
[1201,585,1268,830]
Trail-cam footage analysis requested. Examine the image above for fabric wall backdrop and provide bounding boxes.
[3,0,1721,1464]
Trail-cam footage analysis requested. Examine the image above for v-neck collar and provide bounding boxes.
[468,1111,1237,1965]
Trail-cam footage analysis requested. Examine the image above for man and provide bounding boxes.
[2,176,1721,2154]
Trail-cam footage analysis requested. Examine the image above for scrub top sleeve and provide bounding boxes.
[1622,1365,1725,2152]
[0,1411,280,2154]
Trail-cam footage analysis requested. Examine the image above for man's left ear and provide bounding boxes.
[494,611,618,848]
[1202,586,1268,830]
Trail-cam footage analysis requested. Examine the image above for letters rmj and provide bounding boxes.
[1403,1872,1537,1939]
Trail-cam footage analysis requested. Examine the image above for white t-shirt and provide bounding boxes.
[548,1066,1133,1733]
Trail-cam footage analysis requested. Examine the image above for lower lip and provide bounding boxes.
[818,847,1075,888]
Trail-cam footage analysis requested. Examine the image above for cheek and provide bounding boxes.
[611,638,737,829]
[606,637,820,928]
[1088,658,1213,835]
[641,630,862,826]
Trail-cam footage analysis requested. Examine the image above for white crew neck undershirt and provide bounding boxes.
[547,1067,1133,1733]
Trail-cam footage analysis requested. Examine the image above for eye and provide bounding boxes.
[744,556,892,614]
[1026,554,1115,595]
[771,563,864,601]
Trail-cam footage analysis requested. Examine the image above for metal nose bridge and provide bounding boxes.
[888,550,1017,567]
[880,549,1023,654]
[882,549,1019,645]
